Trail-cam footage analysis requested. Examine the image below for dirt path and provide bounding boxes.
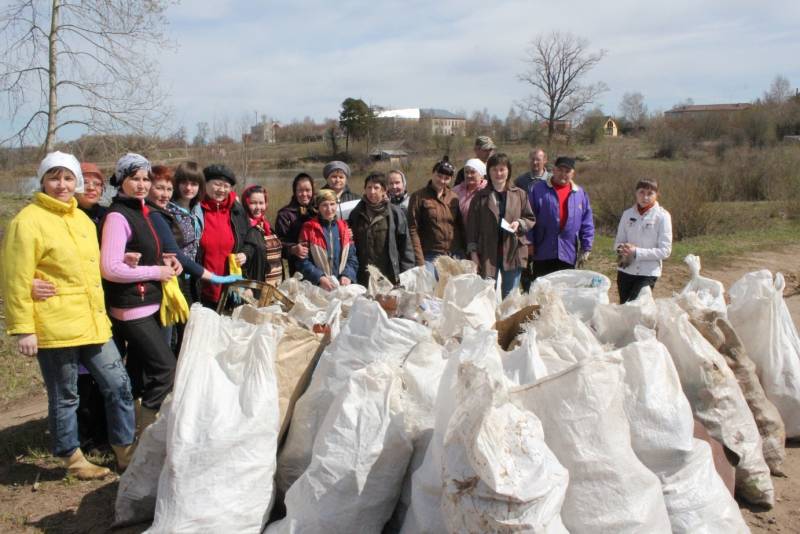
[1,247,799,533]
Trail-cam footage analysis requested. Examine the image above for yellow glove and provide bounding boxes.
[228,253,242,276]
[160,277,190,326]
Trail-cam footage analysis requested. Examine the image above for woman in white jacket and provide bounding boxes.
[614,179,672,303]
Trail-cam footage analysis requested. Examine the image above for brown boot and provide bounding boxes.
[62,448,111,480]
[112,443,137,473]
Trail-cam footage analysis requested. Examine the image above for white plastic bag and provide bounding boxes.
[113,396,171,527]
[533,269,610,322]
[436,274,497,340]
[510,354,671,533]
[591,286,657,347]
[441,360,569,533]
[618,334,748,533]
[401,329,509,534]
[680,254,726,314]
[269,362,413,534]
[655,299,774,508]
[277,298,431,493]
[146,306,281,533]
[728,270,800,437]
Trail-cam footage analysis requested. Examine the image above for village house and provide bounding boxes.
[664,103,751,119]
[376,107,466,136]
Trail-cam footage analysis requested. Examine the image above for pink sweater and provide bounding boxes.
[101,212,162,321]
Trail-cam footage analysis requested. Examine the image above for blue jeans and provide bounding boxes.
[498,267,522,299]
[37,340,135,457]
[423,253,442,280]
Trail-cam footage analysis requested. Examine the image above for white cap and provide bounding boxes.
[37,151,84,193]
[464,158,486,177]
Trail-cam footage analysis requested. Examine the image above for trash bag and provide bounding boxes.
[533,269,610,322]
[433,255,477,298]
[146,306,282,533]
[618,334,749,533]
[678,292,787,476]
[113,396,171,527]
[530,280,604,373]
[510,354,672,533]
[441,360,569,533]
[400,329,512,534]
[680,254,726,315]
[277,298,432,494]
[728,270,800,438]
[655,299,774,508]
[399,266,437,295]
[591,286,657,347]
[436,274,497,340]
[268,362,413,534]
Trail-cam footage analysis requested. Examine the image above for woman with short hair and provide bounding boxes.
[2,152,135,478]
[614,179,673,303]
[467,153,535,298]
[348,172,415,286]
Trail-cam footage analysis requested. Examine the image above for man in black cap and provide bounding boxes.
[526,156,594,281]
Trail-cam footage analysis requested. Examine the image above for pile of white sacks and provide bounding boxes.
[113,255,800,533]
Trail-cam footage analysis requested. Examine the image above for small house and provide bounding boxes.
[603,117,618,137]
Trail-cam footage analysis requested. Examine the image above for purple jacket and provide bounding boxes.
[527,178,594,264]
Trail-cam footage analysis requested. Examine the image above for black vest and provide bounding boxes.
[103,196,163,308]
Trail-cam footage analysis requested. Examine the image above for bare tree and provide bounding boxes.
[763,74,792,105]
[518,32,608,140]
[0,0,175,151]
[619,91,648,130]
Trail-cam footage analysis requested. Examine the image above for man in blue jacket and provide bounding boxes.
[526,156,594,280]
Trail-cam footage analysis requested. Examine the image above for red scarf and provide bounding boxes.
[249,214,272,235]
[637,202,655,216]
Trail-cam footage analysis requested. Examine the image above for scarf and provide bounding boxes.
[364,196,389,221]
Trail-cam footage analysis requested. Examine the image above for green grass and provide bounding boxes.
[593,215,800,270]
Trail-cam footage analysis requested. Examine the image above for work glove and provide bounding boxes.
[210,274,244,285]
[160,277,190,326]
[576,250,590,269]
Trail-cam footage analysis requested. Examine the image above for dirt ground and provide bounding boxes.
[1,248,799,533]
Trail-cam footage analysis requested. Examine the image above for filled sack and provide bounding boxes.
[680,254,726,314]
[728,269,800,438]
[533,269,610,322]
[147,306,281,533]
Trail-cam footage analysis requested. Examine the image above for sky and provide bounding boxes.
[4,0,800,142]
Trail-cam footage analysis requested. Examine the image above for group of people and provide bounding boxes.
[1,135,672,478]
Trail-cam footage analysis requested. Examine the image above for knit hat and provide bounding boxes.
[323,160,351,180]
[111,153,151,187]
[38,151,84,193]
[464,158,487,177]
[203,164,236,185]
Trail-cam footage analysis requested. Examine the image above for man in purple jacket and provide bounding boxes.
[526,156,594,281]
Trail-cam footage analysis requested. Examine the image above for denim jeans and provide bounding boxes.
[37,340,135,457]
[498,267,522,299]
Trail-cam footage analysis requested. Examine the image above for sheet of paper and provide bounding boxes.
[500,218,515,233]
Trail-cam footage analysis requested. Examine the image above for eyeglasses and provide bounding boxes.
[210,181,232,190]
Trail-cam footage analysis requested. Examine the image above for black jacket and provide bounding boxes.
[348,200,415,285]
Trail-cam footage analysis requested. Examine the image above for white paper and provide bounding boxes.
[501,219,515,233]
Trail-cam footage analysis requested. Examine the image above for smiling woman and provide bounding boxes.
[1,151,135,479]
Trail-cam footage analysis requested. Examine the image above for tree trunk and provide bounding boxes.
[44,0,60,152]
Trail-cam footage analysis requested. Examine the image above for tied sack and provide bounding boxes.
[619,333,749,534]
[680,254,726,315]
[268,362,412,534]
[510,354,671,533]
[533,269,610,322]
[441,359,569,533]
[728,270,800,437]
[655,299,774,508]
[146,306,281,534]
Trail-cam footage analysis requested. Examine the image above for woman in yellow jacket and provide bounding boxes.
[1,152,135,479]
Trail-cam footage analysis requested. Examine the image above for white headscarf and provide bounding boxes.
[37,151,84,193]
[464,158,486,177]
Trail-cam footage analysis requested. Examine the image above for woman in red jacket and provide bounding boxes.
[197,164,250,308]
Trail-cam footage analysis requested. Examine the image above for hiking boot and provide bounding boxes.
[62,448,111,480]
[112,443,137,473]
